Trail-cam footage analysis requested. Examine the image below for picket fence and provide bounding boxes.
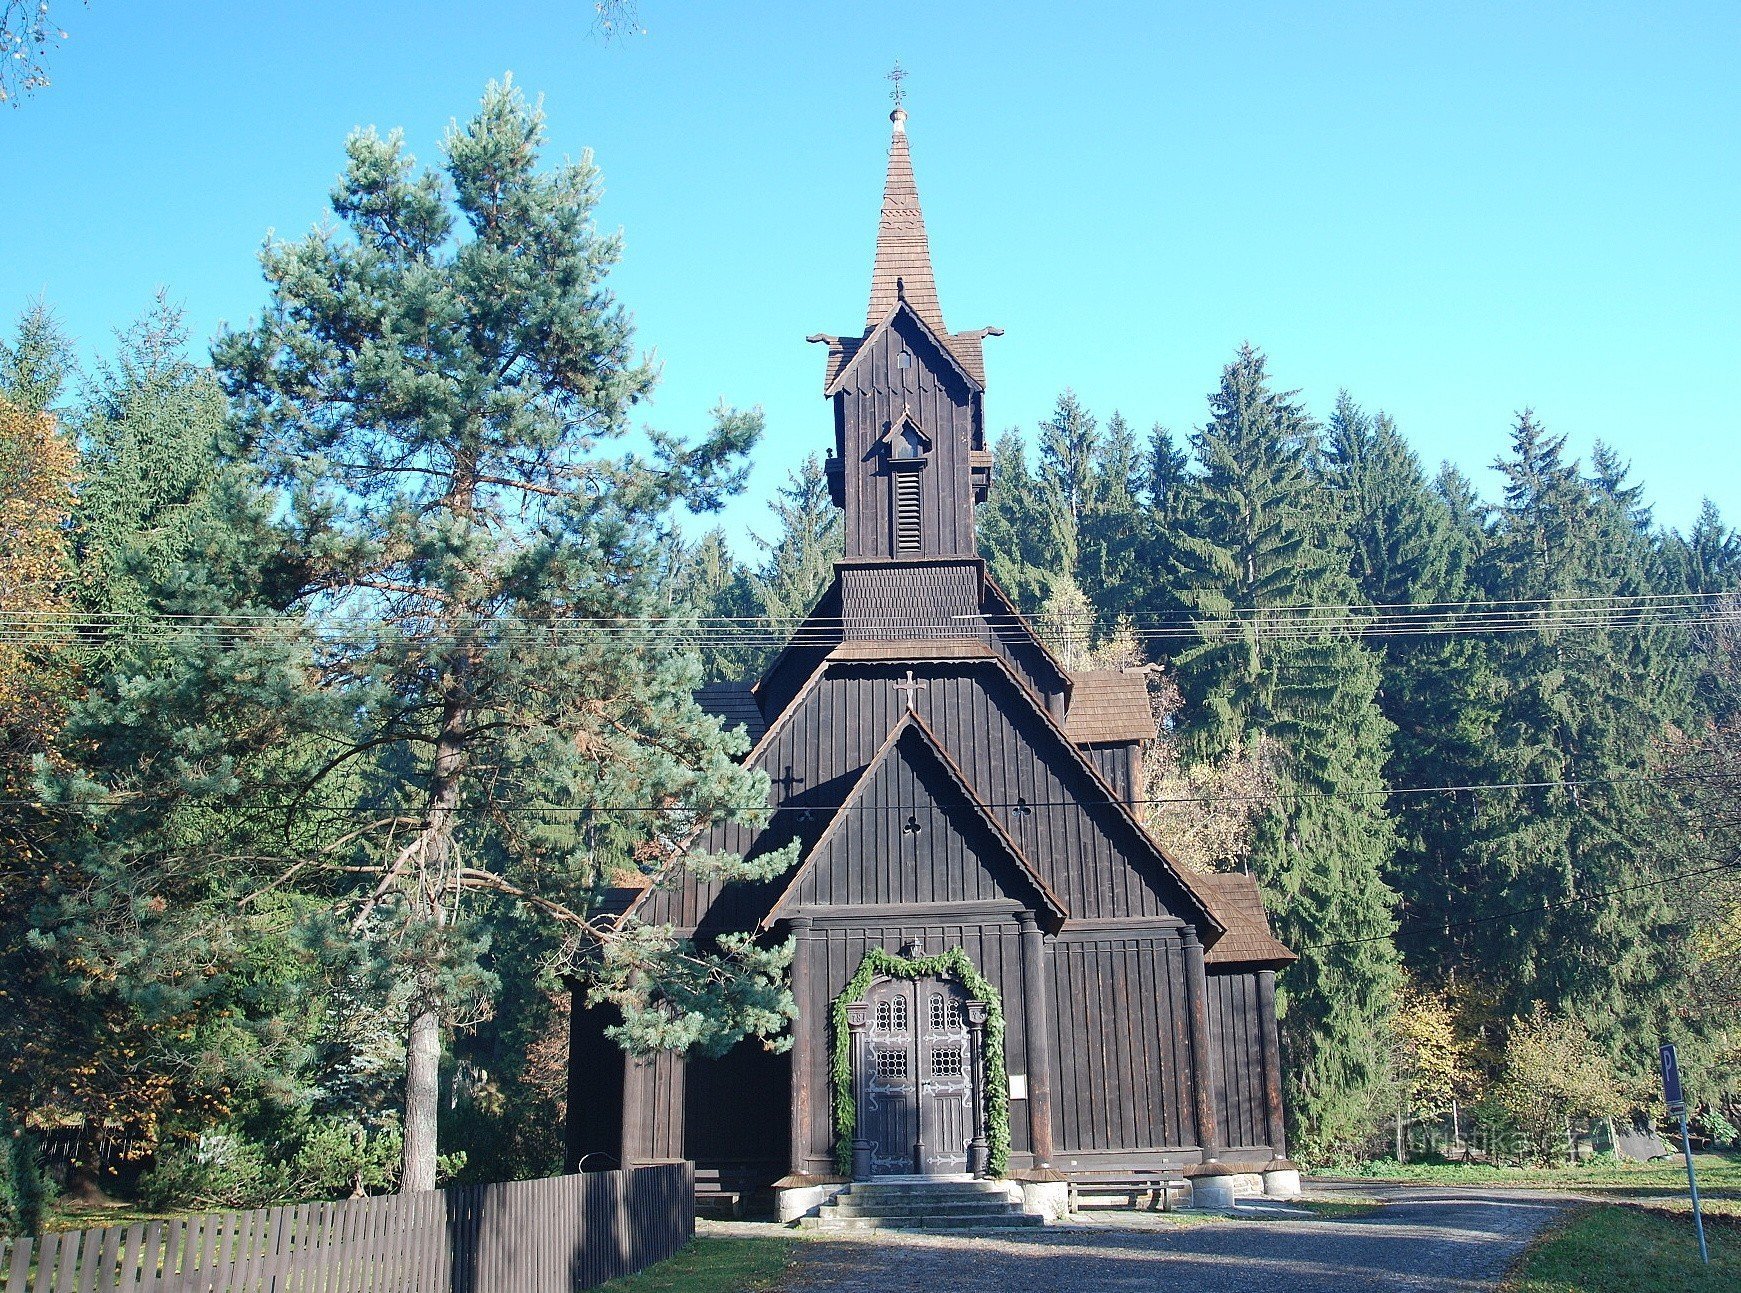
[0,1162,692,1293]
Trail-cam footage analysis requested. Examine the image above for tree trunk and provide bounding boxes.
[402,1004,442,1191]
[395,645,472,1193]
[1396,1108,1406,1163]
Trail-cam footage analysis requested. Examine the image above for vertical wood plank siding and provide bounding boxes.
[645,665,1191,932]
[0,1165,693,1293]
[840,318,978,562]
[1044,932,1192,1162]
[1207,970,1273,1154]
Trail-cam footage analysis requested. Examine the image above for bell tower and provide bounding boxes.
[811,93,999,574]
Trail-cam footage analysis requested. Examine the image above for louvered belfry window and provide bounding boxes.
[893,470,922,554]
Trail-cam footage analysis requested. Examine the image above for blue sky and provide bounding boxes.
[4,1,1737,547]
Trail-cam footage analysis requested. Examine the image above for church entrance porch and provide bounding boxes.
[849,974,990,1178]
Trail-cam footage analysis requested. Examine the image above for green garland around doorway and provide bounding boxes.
[829,945,1010,1176]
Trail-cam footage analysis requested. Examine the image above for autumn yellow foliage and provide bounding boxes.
[0,394,77,839]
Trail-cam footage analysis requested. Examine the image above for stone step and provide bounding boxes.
[847,1178,1010,1194]
[799,1213,1045,1232]
[836,1188,1017,1205]
[825,1199,1021,1219]
[842,1187,1013,1204]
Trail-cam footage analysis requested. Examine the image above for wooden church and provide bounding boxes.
[566,97,1295,1205]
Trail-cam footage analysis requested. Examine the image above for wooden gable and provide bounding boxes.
[765,713,1066,928]
[631,653,1222,938]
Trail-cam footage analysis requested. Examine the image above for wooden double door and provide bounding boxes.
[859,975,980,1176]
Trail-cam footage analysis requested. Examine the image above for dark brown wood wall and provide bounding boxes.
[1045,928,1197,1166]
[1083,743,1135,803]
[1207,970,1274,1155]
[840,562,978,640]
[839,314,978,560]
[641,665,1191,932]
[792,737,1038,909]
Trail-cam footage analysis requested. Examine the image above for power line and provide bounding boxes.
[1,588,1733,649]
[2,770,1712,817]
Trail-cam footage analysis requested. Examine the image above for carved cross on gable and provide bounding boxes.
[893,669,927,712]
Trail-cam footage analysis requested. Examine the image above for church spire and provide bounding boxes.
[866,75,945,335]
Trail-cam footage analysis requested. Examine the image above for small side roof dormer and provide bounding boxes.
[875,407,932,464]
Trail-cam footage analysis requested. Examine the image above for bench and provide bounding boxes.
[1069,1170,1189,1212]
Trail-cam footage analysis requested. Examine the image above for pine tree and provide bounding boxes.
[203,79,793,1190]
[1170,345,1402,1157]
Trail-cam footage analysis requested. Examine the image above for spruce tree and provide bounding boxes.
[1170,345,1401,1157]
[1319,394,1493,989]
[750,452,844,627]
[976,427,1057,611]
[1077,410,1149,618]
[1035,388,1099,576]
[666,527,760,682]
[1459,413,1692,1062]
[70,294,229,623]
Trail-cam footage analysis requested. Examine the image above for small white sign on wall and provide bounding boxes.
[1008,1073,1028,1101]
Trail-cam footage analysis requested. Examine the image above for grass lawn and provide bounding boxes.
[43,1201,190,1233]
[1324,1152,1741,1220]
[1288,1198,1387,1219]
[1503,1204,1737,1292]
[604,1236,795,1293]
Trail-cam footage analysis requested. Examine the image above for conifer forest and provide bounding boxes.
[3,81,1739,1226]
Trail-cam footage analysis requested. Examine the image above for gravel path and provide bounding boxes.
[774,1187,1568,1293]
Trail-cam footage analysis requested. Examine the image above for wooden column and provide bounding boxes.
[1181,927,1222,1159]
[1258,969,1288,1160]
[966,1000,991,1178]
[621,1054,657,1165]
[1018,911,1056,1166]
[788,916,816,1176]
[564,978,586,1173]
[845,1001,872,1178]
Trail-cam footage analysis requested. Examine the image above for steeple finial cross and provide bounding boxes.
[887,60,908,109]
[894,669,927,712]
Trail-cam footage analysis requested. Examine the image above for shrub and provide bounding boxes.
[1489,1004,1626,1164]
[287,1117,403,1199]
[0,1116,50,1237]
[139,1130,288,1211]
[1692,1106,1740,1149]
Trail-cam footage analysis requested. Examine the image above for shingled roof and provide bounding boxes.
[1194,870,1297,967]
[1063,669,1158,744]
[866,107,944,333]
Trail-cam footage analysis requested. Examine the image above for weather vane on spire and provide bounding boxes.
[887,60,908,109]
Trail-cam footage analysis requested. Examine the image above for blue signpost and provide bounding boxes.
[1659,1042,1709,1265]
